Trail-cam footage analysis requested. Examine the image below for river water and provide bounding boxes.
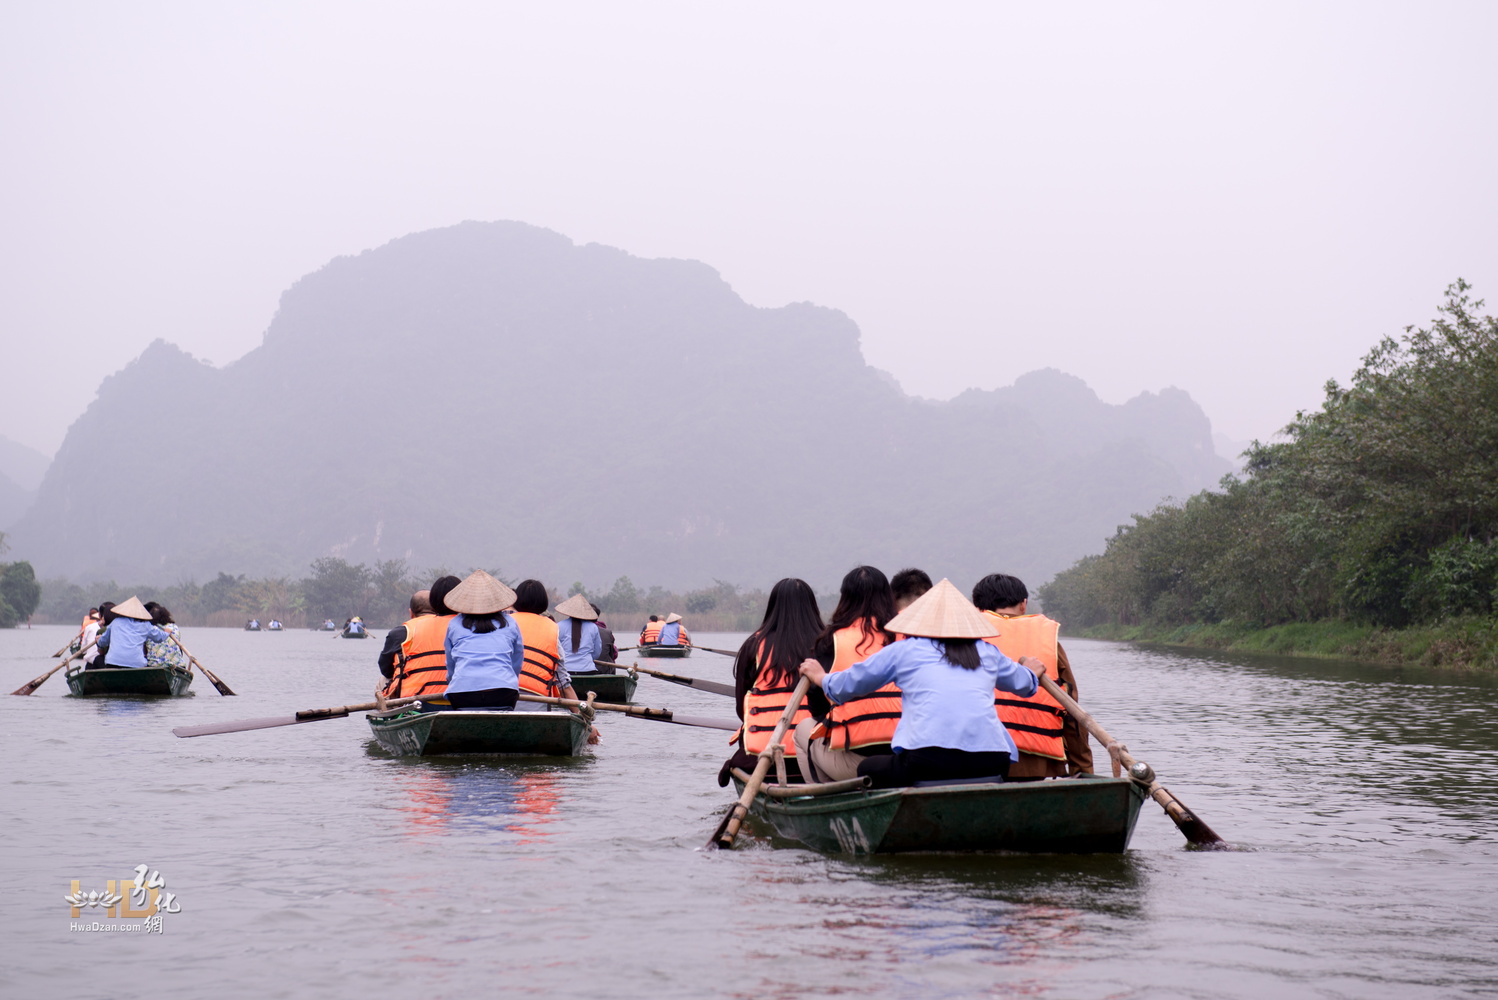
[3,625,1496,999]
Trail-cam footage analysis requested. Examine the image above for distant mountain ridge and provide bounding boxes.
[7,221,1229,590]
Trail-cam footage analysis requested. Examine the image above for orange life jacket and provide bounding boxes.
[512,612,562,698]
[677,625,691,647]
[640,621,663,644]
[742,640,811,757]
[982,611,1066,761]
[822,620,901,750]
[387,614,453,699]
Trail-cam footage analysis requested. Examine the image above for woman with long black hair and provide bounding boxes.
[720,577,825,783]
[794,565,901,782]
[798,579,1044,788]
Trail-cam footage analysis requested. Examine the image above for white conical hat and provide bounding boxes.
[112,596,152,621]
[554,594,598,620]
[664,613,683,624]
[885,579,1000,639]
[444,571,517,615]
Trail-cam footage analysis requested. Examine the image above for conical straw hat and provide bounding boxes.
[554,594,598,620]
[885,579,1000,639]
[443,571,517,615]
[112,596,152,621]
[664,612,683,624]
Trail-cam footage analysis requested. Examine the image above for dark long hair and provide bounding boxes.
[429,576,461,616]
[462,612,507,634]
[144,601,175,626]
[99,601,117,625]
[512,579,548,615]
[813,565,895,660]
[742,578,823,689]
[941,638,981,670]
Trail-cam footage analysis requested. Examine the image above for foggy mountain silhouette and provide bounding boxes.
[7,221,1229,590]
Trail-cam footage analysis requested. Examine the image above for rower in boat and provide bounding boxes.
[322,619,337,631]
[94,597,171,670]
[973,573,1093,779]
[555,593,604,674]
[143,602,190,672]
[657,613,691,649]
[721,578,827,784]
[80,603,109,666]
[379,584,453,699]
[267,619,283,631]
[797,579,1046,788]
[246,618,261,631]
[794,566,901,783]
[510,579,567,696]
[889,568,932,612]
[439,571,526,708]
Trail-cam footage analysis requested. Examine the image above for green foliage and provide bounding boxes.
[0,560,41,626]
[1042,281,1498,631]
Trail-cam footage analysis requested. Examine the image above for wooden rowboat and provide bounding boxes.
[637,644,691,659]
[566,669,638,704]
[66,666,194,698]
[341,627,370,639]
[366,706,589,756]
[729,771,1146,855]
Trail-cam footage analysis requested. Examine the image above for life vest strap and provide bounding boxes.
[994,697,1065,717]
[1003,720,1066,737]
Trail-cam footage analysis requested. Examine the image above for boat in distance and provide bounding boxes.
[566,669,638,704]
[366,705,589,756]
[636,644,691,659]
[66,665,194,698]
[729,770,1146,855]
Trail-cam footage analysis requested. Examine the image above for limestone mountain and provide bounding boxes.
[8,221,1229,591]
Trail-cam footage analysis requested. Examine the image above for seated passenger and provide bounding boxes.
[798,579,1043,788]
[657,613,689,647]
[555,592,605,680]
[510,579,565,697]
[973,573,1093,779]
[94,597,170,670]
[441,571,525,708]
[794,565,900,783]
[640,615,663,645]
[379,585,452,699]
[594,604,619,665]
[890,568,933,612]
[81,603,110,668]
[721,578,828,784]
[143,602,190,671]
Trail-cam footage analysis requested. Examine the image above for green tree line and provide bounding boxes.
[1041,282,1498,630]
[0,533,42,627]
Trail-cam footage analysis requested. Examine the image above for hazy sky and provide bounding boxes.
[3,2,1495,457]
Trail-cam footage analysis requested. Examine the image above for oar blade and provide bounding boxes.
[173,715,311,738]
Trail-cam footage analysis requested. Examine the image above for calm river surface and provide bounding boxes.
[4,625,1496,999]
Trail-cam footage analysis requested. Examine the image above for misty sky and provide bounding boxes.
[3,2,1495,457]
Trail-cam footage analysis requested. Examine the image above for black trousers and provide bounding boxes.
[443,688,520,708]
[856,747,1011,789]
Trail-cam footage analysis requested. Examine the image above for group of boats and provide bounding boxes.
[35,652,1168,858]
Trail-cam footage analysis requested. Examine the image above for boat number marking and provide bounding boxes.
[830,816,872,855]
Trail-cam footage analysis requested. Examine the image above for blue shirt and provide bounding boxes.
[821,637,1038,755]
[658,622,682,646]
[444,614,525,694]
[96,619,170,669]
[556,618,601,684]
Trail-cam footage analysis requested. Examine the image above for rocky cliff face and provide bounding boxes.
[8,221,1229,590]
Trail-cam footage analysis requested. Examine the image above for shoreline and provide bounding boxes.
[1068,618,1498,673]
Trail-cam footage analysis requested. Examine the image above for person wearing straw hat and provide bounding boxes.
[554,593,604,681]
[657,612,690,648]
[93,597,171,670]
[440,571,527,708]
[798,578,1045,788]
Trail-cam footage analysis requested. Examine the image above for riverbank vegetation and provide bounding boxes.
[1041,282,1498,670]
[31,558,797,632]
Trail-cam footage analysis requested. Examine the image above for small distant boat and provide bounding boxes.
[319,620,338,631]
[341,623,370,639]
[66,665,193,698]
[267,621,284,632]
[245,621,262,632]
[366,706,589,756]
[637,644,691,659]
[729,771,1146,855]
[566,668,638,704]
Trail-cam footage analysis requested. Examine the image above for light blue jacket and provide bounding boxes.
[444,614,525,694]
[658,622,682,646]
[822,637,1038,755]
[96,618,170,669]
[556,618,602,682]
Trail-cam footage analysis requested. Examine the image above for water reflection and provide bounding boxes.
[376,757,586,841]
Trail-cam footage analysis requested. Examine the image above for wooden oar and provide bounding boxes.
[175,692,737,738]
[692,645,741,658]
[51,626,88,658]
[594,658,735,697]
[170,634,236,696]
[1036,673,1225,847]
[708,674,812,849]
[11,639,97,695]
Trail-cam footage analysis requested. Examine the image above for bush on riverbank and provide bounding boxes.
[1041,282,1498,664]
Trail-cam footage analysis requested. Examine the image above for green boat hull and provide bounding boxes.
[733,774,1146,855]
[66,667,194,698]
[366,707,588,756]
[566,671,638,703]
[341,629,370,639]
[637,645,691,659]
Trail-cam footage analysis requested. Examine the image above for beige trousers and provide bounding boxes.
[793,717,867,783]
